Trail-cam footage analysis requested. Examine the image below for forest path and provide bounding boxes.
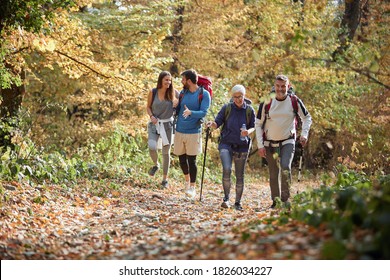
[0,178,326,260]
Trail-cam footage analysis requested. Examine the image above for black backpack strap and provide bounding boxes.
[152,88,157,104]
[198,86,204,106]
[177,90,184,109]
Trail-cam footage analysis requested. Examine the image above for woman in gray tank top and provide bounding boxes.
[146,71,178,188]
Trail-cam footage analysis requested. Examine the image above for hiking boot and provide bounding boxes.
[161,180,168,188]
[148,165,159,176]
[270,201,276,209]
[234,203,243,211]
[283,201,291,210]
[185,186,196,199]
[221,200,230,209]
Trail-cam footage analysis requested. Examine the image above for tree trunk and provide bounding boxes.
[358,0,370,42]
[0,70,24,119]
[293,0,305,27]
[0,67,25,148]
[169,5,184,76]
[332,0,362,59]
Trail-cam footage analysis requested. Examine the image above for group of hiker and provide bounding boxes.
[146,69,312,211]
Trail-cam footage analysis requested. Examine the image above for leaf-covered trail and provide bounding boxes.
[0,179,327,260]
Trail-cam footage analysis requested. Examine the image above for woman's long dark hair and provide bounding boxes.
[156,71,174,101]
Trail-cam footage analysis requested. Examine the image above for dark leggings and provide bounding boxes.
[178,154,197,183]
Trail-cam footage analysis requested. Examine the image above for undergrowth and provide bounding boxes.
[1,124,389,260]
[0,126,149,185]
[274,167,390,259]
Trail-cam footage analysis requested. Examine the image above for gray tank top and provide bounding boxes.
[152,89,175,119]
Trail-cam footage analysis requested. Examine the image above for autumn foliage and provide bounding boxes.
[0,0,389,260]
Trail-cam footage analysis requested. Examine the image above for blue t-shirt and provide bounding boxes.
[175,87,211,134]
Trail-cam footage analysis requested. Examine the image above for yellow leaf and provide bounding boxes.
[369,61,379,73]
[46,40,56,52]
[32,39,40,48]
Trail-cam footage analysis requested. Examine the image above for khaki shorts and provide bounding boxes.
[173,132,202,156]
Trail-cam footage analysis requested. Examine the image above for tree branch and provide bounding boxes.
[54,50,141,88]
[308,57,390,90]
[55,50,110,78]
[10,47,30,55]
[345,64,390,90]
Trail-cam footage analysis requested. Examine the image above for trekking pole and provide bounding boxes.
[199,126,210,202]
[297,143,303,183]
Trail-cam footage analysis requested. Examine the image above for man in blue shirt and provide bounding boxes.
[174,69,211,199]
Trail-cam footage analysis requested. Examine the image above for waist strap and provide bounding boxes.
[264,135,295,147]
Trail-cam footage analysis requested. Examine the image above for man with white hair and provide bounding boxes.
[255,74,312,208]
[207,84,255,211]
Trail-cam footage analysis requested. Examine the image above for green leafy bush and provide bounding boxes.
[284,167,390,259]
[0,125,148,184]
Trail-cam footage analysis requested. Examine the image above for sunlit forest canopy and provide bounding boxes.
[0,0,389,173]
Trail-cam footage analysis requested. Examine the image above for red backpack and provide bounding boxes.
[197,75,213,99]
[178,74,213,104]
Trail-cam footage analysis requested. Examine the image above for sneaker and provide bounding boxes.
[234,203,243,211]
[185,186,196,199]
[161,180,168,188]
[148,166,159,176]
[221,200,230,209]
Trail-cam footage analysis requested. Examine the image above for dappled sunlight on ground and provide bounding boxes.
[0,174,324,260]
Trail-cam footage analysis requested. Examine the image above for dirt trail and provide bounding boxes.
[0,179,324,260]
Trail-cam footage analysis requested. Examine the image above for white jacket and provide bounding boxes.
[255,95,312,148]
